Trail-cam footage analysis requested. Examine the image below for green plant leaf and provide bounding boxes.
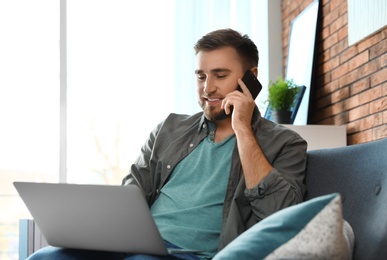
[268,76,300,111]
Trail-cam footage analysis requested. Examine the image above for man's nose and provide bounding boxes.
[204,77,216,93]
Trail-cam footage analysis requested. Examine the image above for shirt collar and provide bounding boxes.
[198,113,207,133]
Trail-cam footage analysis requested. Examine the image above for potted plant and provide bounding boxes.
[268,77,300,124]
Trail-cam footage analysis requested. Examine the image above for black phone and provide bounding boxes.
[237,70,262,100]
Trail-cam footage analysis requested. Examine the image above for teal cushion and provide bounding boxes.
[214,193,354,260]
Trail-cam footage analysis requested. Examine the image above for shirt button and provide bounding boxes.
[167,165,171,169]
[156,189,160,193]
[189,143,194,148]
[203,124,206,129]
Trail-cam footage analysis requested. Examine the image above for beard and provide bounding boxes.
[202,104,231,122]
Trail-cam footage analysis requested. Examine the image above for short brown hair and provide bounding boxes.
[194,28,259,70]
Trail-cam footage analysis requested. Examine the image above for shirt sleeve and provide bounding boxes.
[121,120,163,204]
[243,134,307,221]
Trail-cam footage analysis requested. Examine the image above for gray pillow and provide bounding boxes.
[214,193,355,260]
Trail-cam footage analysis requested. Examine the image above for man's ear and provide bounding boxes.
[251,67,258,77]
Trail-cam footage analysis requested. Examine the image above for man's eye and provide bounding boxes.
[217,75,226,79]
[197,75,206,81]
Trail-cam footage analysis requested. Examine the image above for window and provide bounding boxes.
[0,1,59,259]
[66,0,176,184]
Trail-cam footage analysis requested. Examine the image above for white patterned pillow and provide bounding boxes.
[214,193,355,260]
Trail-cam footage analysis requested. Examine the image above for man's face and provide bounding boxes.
[195,47,244,121]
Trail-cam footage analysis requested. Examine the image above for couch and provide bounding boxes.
[20,138,387,259]
[304,137,387,260]
[214,138,387,260]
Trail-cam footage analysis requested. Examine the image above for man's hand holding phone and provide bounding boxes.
[222,70,262,115]
[221,70,262,131]
[237,70,262,99]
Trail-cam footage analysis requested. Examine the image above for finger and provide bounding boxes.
[221,98,226,110]
[222,99,232,115]
[237,78,253,98]
[224,101,231,115]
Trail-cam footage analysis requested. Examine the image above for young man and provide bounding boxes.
[28,29,307,260]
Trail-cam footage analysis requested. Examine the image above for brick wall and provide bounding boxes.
[282,0,387,145]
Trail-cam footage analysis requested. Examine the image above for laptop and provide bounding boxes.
[14,182,201,256]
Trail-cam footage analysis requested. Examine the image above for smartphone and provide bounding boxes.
[237,70,262,100]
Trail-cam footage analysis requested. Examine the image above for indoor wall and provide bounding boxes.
[282,0,387,145]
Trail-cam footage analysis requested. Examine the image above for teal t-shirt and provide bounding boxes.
[151,129,235,259]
